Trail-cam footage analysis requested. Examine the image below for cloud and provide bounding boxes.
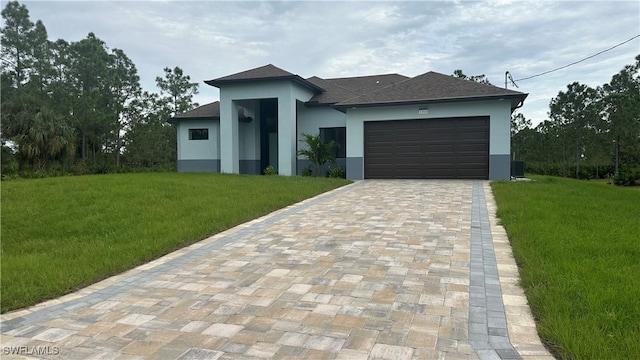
[15,0,640,125]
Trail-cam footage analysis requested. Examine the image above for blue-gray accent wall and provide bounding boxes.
[489,154,511,180]
[296,158,347,177]
[177,160,220,172]
[239,160,262,175]
[346,157,363,180]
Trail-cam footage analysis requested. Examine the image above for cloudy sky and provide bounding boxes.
[15,0,640,126]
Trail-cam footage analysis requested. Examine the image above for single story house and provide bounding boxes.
[170,64,527,180]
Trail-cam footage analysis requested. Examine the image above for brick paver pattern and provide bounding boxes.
[0,180,553,360]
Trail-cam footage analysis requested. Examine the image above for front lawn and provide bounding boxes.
[491,176,640,359]
[0,173,350,313]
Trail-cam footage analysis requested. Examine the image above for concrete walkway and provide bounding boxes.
[1,180,553,360]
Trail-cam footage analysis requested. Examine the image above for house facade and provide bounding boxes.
[171,64,527,180]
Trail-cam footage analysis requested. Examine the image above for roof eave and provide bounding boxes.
[334,93,528,111]
[304,101,337,108]
[168,116,220,124]
[205,75,325,93]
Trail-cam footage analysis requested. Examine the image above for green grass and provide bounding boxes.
[491,176,640,359]
[1,172,350,313]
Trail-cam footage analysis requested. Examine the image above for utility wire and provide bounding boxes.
[514,34,640,82]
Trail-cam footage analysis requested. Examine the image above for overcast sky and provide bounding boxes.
[15,0,640,126]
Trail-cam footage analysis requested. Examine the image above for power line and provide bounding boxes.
[513,34,640,82]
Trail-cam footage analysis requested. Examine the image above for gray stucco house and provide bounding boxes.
[170,64,527,180]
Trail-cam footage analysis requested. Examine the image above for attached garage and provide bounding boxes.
[364,117,489,179]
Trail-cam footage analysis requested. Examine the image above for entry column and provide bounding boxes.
[277,97,296,176]
[220,99,239,174]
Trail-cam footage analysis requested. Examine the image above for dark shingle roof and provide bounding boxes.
[335,71,527,108]
[205,64,324,93]
[207,64,295,82]
[170,101,257,122]
[176,68,528,120]
[306,74,409,105]
[326,74,410,95]
[305,76,360,105]
[171,101,220,120]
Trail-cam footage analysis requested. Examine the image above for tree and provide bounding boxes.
[495,54,638,183]
[155,66,199,116]
[48,39,72,116]
[106,48,141,168]
[297,133,337,177]
[1,0,36,146]
[535,120,566,168]
[452,69,491,84]
[25,20,52,97]
[510,112,532,160]
[601,54,640,175]
[124,66,200,170]
[123,91,175,169]
[549,82,599,179]
[66,32,114,162]
[1,0,34,93]
[1,1,199,175]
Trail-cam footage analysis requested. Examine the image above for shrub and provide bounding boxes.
[301,165,313,177]
[264,165,277,176]
[613,167,640,186]
[1,146,19,179]
[526,162,616,180]
[71,159,92,176]
[327,166,346,179]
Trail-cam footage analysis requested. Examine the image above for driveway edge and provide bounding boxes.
[484,182,555,360]
[0,182,361,325]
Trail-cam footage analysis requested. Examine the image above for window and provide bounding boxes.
[320,127,346,158]
[189,129,209,140]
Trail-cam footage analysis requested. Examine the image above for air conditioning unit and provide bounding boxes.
[511,160,525,178]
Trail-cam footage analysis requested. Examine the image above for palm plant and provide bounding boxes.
[297,132,337,177]
[9,107,75,169]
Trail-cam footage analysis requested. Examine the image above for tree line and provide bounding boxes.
[1,1,199,178]
[511,55,640,185]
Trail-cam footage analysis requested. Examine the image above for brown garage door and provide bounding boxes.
[364,117,489,179]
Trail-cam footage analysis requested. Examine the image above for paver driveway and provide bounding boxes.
[1,180,552,360]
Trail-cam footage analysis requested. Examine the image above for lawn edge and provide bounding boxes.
[486,182,555,359]
[1,180,358,319]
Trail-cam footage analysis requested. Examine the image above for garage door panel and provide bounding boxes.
[459,132,488,140]
[423,145,454,153]
[364,117,489,179]
[395,156,423,165]
[458,143,487,152]
[425,156,456,164]
[395,146,423,154]
[366,145,390,151]
[423,132,455,141]
[393,166,424,174]
[461,153,488,160]
[367,157,393,165]
[458,159,487,165]
[367,135,392,143]
[424,150,456,157]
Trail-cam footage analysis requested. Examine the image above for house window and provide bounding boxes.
[189,129,208,140]
[320,127,346,158]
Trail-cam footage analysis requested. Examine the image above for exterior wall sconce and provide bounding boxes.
[237,106,252,122]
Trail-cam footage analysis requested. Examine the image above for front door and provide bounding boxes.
[260,99,278,174]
